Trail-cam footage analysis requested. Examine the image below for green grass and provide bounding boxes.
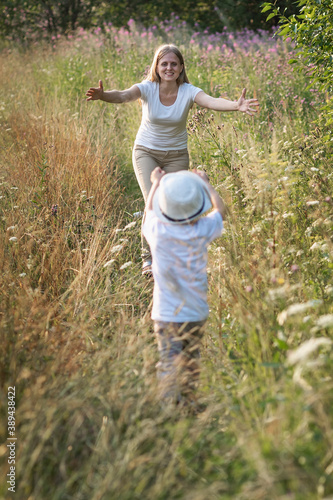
[0,25,332,500]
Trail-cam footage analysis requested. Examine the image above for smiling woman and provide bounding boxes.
[86,44,259,275]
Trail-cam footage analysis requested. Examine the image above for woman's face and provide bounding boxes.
[157,52,183,83]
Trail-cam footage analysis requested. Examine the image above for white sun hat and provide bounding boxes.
[153,171,212,224]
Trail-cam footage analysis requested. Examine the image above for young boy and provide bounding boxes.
[142,167,227,406]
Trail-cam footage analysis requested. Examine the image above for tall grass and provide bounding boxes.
[0,21,332,500]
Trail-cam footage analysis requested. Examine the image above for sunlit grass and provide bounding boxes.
[0,21,332,499]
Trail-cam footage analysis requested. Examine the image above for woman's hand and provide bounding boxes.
[86,80,104,101]
[237,88,259,116]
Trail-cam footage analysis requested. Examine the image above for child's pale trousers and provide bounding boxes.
[153,320,206,404]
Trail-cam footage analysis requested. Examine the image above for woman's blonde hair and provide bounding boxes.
[146,44,190,85]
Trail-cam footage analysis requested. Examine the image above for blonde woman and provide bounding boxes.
[86,44,258,275]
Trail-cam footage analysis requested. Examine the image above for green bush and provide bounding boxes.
[262,0,333,134]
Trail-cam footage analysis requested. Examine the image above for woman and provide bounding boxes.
[86,44,258,275]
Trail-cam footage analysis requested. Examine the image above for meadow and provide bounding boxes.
[0,18,332,500]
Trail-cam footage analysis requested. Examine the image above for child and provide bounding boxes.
[142,167,227,406]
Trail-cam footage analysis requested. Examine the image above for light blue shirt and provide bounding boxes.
[143,210,224,322]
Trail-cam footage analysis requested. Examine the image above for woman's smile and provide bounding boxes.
[157,52,183,82]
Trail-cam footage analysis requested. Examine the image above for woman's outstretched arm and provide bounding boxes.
[194,88,259,116]
[86,80,141,103]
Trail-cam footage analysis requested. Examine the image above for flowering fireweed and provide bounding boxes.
[0,20,332,500]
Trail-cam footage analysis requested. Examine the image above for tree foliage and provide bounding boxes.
[0,0,300,42]
[262,0,333,136]
[213,0,299,31]
[262,0,333,94]
[0,0,102,40]
[94,0,299,32]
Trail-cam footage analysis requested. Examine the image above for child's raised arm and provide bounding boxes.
[193,169,228,220]
[145,167,166,212]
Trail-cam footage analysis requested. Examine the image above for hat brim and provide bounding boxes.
[152,171,212,224]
